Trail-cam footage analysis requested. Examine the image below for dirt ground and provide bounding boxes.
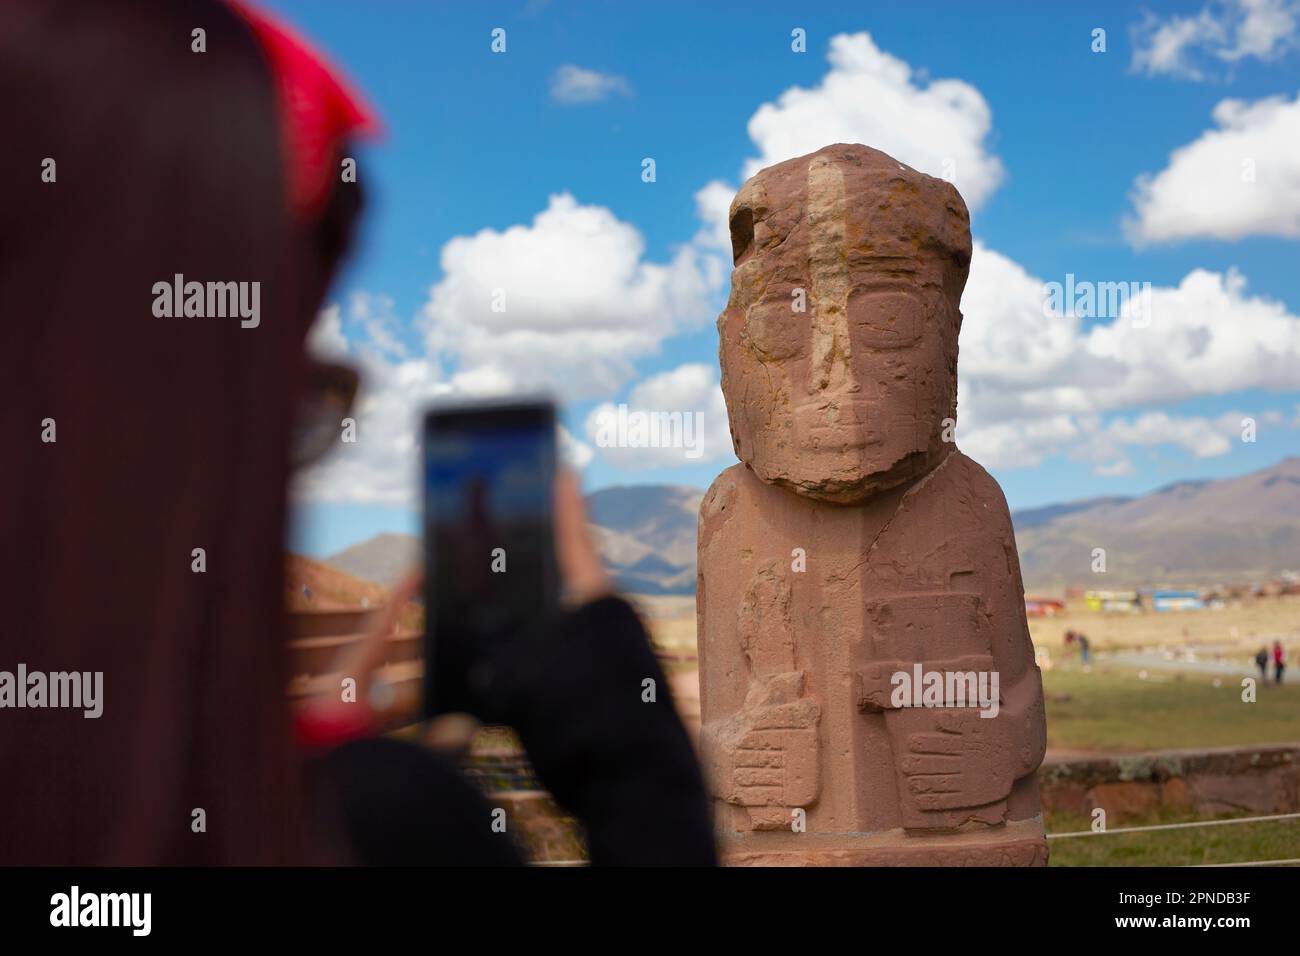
[635,591,1300,660]
[1027,594,1300,656]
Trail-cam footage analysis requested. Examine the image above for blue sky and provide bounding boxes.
[271,0,1300,556]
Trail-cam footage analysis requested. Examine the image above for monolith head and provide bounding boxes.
[718,143,972,502]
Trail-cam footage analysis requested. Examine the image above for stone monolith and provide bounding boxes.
[698,143,1048,865]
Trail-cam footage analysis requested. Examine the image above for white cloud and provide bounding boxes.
[423,192,721,401]
[1132,0,1300,79]
[296,192,725,507]
[294,319,453,506]
[692,179,736,255]
[674,30,1300,478]
[1132,8,1228,80]
[690,31,1004,267]
[305,303,348,359]
[1075,410,1243,468]
[293,315,596,507]
[549,64,631,104]
[1081,269,1300,406]
[955,242,1300,468]
[1094,457,1137,478]
[956,414,1083,471]
[558,424,595,470]
[584,363,731,468]
[299,22,1300,511]
[741,32,1003,210]
[1126,91,1300,243]
[1061,408,1274,478]
[296,300,435,509]
[1228,0,1300,59]
[348,291,407,360]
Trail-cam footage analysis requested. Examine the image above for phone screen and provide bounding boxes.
[421,401,557,719]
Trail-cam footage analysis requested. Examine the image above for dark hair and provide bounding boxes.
[0,0,358,863]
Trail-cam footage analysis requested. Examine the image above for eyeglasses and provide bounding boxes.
[291,360,360,469]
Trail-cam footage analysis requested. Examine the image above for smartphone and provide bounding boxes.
[421,399,558,720]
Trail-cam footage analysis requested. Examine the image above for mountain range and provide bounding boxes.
[1012,456,1300,589]
[319,457,1300,594]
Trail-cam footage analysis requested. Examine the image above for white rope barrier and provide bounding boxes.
[527,860,588,866]
[1192,857,1300,867]
[1048,811,1300,839]
[524,815,1300,866]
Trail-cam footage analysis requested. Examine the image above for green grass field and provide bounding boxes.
[1047,807,1300,866]
[1044,666,1300,752]
[1043,666,1300,865]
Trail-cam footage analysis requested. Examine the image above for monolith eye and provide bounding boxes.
[730,207,755,266]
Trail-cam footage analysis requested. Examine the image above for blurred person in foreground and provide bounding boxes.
[0,0,713,866]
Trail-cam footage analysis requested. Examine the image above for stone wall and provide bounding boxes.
[1039,744,1300,823]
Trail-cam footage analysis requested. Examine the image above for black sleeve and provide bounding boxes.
[499,596,717,866]
[316,736,525,867]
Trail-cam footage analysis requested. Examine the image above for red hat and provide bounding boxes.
[228,1,382,219]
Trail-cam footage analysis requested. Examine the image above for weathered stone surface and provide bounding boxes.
[725,818,1051,867]
[699,143,1048,865]
[719,143,971,503]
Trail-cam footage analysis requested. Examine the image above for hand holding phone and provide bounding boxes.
[421,399,562,720]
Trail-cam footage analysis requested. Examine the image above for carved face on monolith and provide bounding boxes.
[718,144,972,503]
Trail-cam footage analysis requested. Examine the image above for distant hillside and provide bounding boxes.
[1014,457,1300,589]
[321,486,702,595]
[1011,496,1131,531]
[286,553,394,609]
[324,532,420,588]
[285,553,423,630]
[586,485,702,595]
[317,459,1300,596]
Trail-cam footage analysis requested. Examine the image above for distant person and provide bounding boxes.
[1064,629,1076,648]
[1274,641,1286,685]
[1255,647,1269,682]
[1078,633,1091,665]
